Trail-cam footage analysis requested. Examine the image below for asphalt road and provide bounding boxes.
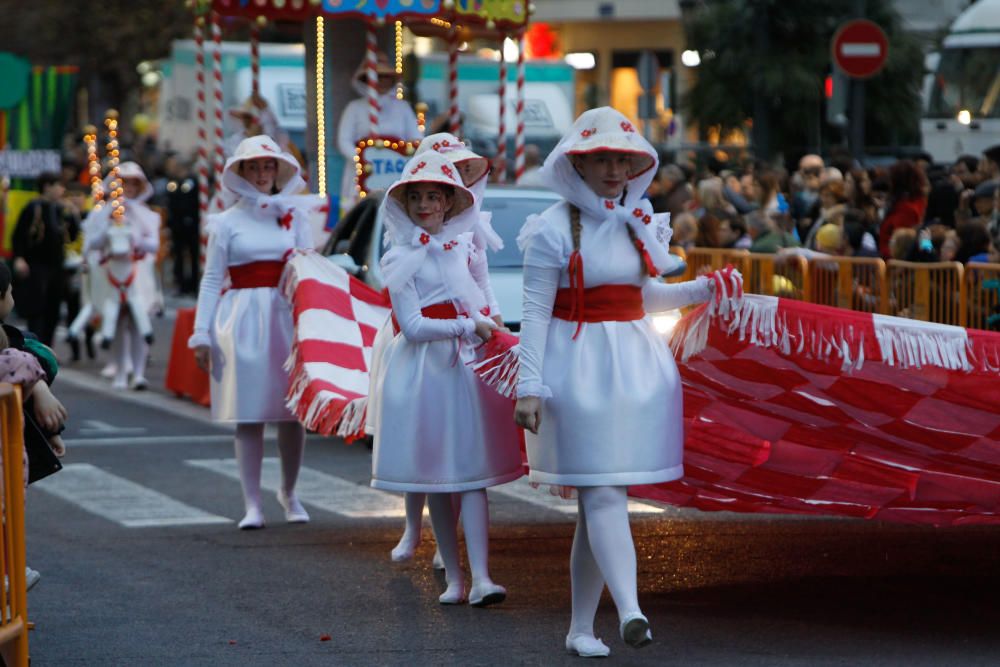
[19,303,1000,666]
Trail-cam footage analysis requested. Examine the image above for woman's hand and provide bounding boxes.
[474,320,495,343]
[514,396,542,434]
[194,346,211,372]
[32,381,67,432]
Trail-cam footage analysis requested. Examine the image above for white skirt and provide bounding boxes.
[526,316,684,487]
[371,335,524,492]
[209,286,296,423]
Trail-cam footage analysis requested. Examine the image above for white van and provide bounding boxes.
[922,0,1000,162]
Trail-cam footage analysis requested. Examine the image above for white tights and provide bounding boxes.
[427,490,495,593]
[111,312,148,387]
[234,422,306,514]
[569,486,641,637]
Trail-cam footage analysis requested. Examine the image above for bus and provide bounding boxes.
[922,0,1000,162]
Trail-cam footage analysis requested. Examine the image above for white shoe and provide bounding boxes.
[238,506,265,530]
[468,580,506,607]
[390,532,418,562]
[438,580,467,605]
[131,376,148,391]
[431,549,445,570]
[565,634,610,658]
[100,363,117,378]
[277,491,310,523]
[25,567,40,592]
[619,612,652,648]
[111,376,128,390]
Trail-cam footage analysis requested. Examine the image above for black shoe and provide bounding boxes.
[100,338,111,351]
[144,334,154,345]
[67,337,81,362]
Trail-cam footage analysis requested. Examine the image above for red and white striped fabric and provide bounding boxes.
[281,252,390,440]
[648,293,1000,526]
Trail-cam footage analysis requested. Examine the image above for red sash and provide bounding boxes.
[229,261,285,289]
[552,284,644,328]
[391,301,462,335]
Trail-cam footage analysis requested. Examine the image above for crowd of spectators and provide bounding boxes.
[646,147,1000,267]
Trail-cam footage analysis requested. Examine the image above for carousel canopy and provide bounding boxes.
[208,0,530,31]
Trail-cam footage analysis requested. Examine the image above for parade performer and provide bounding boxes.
[371,152,522,606]
[380,133,499,565]
[189,135,311,530]
[513,107,722,656]
[81,162,160,390]
[336,51,421,213]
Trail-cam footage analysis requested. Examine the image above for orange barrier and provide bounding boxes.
[682,248,750,280]
[806,256,888,314]
[887,260,966,326]
[744,253,810,300]
[0,384,29,667]
[966,262,1000,331]
[164,308,211,407]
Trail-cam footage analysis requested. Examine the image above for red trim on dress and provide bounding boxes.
[229,260,286,289]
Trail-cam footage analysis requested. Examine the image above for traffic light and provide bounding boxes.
[825,70,848,127]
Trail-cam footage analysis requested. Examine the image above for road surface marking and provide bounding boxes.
[78,419,148,437]
[491,477,665,515]
[34,463,231,527]
[185,458,409,518]
[65,434,236,447]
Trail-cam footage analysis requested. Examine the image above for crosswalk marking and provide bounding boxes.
[491,477,666,515]
[66,434,236,447]
[34,463,231,528]
[185,458,409,518]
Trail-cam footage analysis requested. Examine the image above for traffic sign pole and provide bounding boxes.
[832,8,889,160]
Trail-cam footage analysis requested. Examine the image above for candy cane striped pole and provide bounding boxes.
[447,21,460,137]
[250,20,260,99]
[495,37,508,183]
[211,11,226,211]
[194,16,209,220]
[366,21,379,137]
[514,31,526,184]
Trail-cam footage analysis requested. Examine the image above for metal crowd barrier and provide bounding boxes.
[966,262,1000,331]
[806,256,888,314]
[676,248,1000,331]
[886,260,966,326]
[0,383,28,667]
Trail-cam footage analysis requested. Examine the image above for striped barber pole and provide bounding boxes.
[447,22,460,137]
[250,21,260,98]
[365,21,379,136]
[494,40,508,183]
[513,31,526,183]
[193,17,209,219]
[211,11,226,211]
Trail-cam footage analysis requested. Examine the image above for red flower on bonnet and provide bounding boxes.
[410,161,426,175]
[620,121,635,133]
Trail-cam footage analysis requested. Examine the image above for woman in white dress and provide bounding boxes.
[379,133,505,566]
[371,151,523,606]
[189,135,312,530]
[80,161,160,390]
[514,107,717,657]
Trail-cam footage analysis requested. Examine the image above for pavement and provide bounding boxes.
[15,295,1000,666]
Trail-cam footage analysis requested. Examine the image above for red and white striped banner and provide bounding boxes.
[649,293,1000,526]
[447,21,460,137]
[365,21,379,137]
[281,251,390,439]
[211,11,226,211]
[513,31,526,183]
[494,41,508,183]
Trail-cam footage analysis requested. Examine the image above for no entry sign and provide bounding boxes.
[832,19,889,79]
